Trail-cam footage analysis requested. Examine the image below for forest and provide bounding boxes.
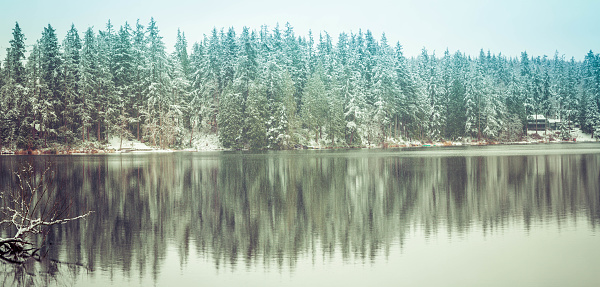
[1,19,599,150]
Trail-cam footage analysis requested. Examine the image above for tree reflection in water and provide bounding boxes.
[0,147,598,285]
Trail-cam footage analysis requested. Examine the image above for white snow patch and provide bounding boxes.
[191,134,223,151]
[525,128,598,143]
[571,128,598,142]
[105,136,155,152]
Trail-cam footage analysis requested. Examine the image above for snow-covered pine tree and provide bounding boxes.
[218,89,244,149]
[144,18,174,148]
[131,20,148,140]
[95,22,117,142]
[445,51,469,139]
[188,41,208,139]
[301,65,328,145]
[370,33,397,144]
[204,28,223,133]
[111,23,137,147]
[39,24,62,143]
[170,29,192,146]
[579,51,600,135]
[464,61,484,140]
[79,27,98,142]
[0,22,29,149]
[6,22,27,85]
[281,70,297,142]
[61,24,82,145]
[221,27,237,88]
[244,82,267,149]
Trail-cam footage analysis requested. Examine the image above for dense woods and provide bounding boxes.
[1,19,599,150]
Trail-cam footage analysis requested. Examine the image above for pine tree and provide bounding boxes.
[244,82,267,149]
[175,29,191,80]
[1,22,29,149]
[39,24,62,143]
[281,70,297,139]
[218,90,244,149]
[222,27,237,88]
[171,29,192,145]
[445,51,468,139]
[131,20,148,140]
[143,18,173,148]
[369,33,397,144]
[188,41,208,139]
[79,27,98,141]
[580,51,600,135]
[301,66,328,145]
[95,22,117,142]
[61,24,82,145]
[112,23,136,146]
[5,22,27,85]
[235,26,258,102]
[204,28,223,132]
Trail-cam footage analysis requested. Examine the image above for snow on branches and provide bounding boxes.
[0,163,92,264]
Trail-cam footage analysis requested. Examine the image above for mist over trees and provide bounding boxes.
[1,19,599,150]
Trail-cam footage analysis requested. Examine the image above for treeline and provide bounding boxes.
[1,19,600,150]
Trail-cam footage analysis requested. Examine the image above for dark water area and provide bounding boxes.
[1,144,599,286]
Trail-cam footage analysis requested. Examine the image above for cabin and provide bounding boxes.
[527,115,547,131]
[548,118,563,130]
[527,115,564,131]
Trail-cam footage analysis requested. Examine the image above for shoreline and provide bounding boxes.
[1,138,596,156]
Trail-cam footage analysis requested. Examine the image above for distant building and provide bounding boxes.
[527,115,563,131]
[548,118,563,130]
[527,115,547,131]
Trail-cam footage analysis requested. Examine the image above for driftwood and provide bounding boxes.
[0,162,93,264]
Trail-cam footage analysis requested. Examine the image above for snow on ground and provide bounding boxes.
[526,128,597,143]
[571,128,597,142]
[105,136,155,151]
[99,134,223,152]
[191,134,222,151]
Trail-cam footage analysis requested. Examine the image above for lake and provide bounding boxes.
[1,144,599,286]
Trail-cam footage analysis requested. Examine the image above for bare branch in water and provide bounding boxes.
[1,162,93,265]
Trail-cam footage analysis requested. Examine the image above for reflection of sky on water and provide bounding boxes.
[0,144,598,286]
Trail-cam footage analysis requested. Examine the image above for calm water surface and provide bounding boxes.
[1,144,599,286]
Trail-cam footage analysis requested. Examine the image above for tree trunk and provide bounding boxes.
[190,121,194,148]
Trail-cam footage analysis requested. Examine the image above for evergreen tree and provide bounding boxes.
[112,23,136,146]
[2,21,600,150]
[244,82,267,149]
[301,65,328,144]
[5,22,27,85]
[218,90,244,149]
[204,28,223,132]
[222,27,237,87]
[79,27,98,141]
[61,24,82,145]
[580,51,600,135]
[446,51,468,139]
[131,20,148,140]
[175,29,191,80]
[39,24,62,142]
[95,22,117,142]
[281,69,297,139]
[143,18,174,148]
[0,22,29,149]
[188,41,208,139]
[369,33,397,144]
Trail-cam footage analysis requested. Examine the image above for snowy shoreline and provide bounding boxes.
[1,132,597,155]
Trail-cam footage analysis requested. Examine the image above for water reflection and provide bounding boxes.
[0,146,599,284]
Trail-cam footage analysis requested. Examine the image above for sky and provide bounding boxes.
[1,0,599,62]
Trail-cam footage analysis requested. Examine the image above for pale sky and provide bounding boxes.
[1,0,599,61]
